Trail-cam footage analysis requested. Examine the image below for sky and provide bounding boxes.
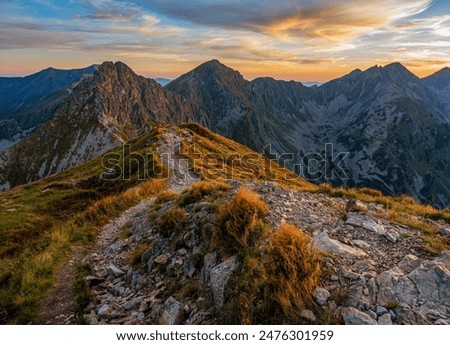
[0,0,449,82]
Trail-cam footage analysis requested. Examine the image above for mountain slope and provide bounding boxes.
[422,67,450,119]
[315,63,450,207]
[1,124,448,325]
[168,61,450,208]
[1,60,449,207]
[0,62,201,191]
[0,65,98,151]
[167,60,253,141]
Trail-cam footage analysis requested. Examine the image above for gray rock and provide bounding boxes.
[154,253,172,265]
[300,309,317,322]
[434,319,450,325]
[313,287,331,306]
[85,276,104,286]
[131,272,145,289]
[397,254,423,274]
[84,311,99,325]
[346,214,385,235]
[210,255,240,307]
[106,264,125,278]
[385,232,397,243]
[378,313,392,325]
[388,310,396,320]
[375,252,450,324]
[376,306,388,315]
[201,252,218,287]
[111,285,125,297]
[376,267,404,306]
[341,307,378,325]
[177,248,188,255]
[97,305,112,316]
[353,239,371,249]
[346,200,368,213]
[123,297,145,311]
[441,227,450,236]
[313,232,368,258]
[159,297,183,325]
[353,259,377,272]
[184,260,196,278]
[366,309,378,320]
[98,305,114,318]
[343,269,360,280]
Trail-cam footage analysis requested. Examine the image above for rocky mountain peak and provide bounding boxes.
[423,66,450,86]
[168,59,248,90]
[0,61,199,190]
[193,59,241,76]
[96,61,136,80]
[362,62,418,82]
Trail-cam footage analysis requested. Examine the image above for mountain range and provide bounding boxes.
[0,60,449,208]
[0,65,98,152]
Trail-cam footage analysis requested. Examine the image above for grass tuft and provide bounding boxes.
[156,207,187,237]
[216,188,268,249]
[222,223,322,324]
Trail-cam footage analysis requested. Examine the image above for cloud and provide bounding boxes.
[0,0,448,80]
[134,0,432,41]
[78,0,142,21]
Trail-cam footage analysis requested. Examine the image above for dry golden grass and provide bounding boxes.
[265,224,322,316]
[156,206,187,237]
[155,190,179,204]
[178,180,232,207]
[191,180,231,199]
[83,179,165,222]
[358,187,384,197]
[317,183,450,227]
[179,123,317,192]
[226,223,322,324]
[216,188,268,249]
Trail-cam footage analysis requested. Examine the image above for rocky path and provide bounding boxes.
[157,129,200,192]
[37,129,197,324]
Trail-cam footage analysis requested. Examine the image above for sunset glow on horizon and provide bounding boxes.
[1,0,449,82]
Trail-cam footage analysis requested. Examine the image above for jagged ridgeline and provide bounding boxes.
[1,60,449,208]
[0,125,449,325]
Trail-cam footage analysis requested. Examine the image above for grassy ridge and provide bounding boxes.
[178,123,317,191]
[0,129,167,324]
[0,123,449,324]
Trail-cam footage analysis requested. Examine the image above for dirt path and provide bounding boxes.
[36,128,198,324]
[36,247,84,325]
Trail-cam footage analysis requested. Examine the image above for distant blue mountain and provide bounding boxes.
[154,77,173,86]
[0,65,98,150]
